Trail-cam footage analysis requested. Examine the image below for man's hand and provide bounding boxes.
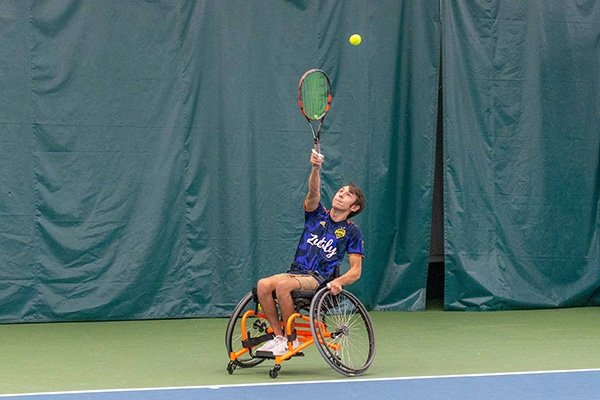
[326,281,342,295]
[310,149,324,168]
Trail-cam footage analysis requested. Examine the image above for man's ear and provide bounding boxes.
[350,204,360,213]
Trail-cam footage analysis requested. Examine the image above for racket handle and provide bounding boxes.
[313,140,321,156]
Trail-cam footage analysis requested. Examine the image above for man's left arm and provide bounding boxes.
[328,254,362,295]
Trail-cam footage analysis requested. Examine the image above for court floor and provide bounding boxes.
[1,370,599,400]
[1,307,598,396]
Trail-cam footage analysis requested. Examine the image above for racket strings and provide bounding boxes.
[299,70,331,121]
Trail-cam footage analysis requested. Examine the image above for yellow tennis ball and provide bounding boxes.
[349,34,362,46]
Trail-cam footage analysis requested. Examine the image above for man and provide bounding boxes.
[256,149,365,356]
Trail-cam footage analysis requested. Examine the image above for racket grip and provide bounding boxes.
[313,140,321,156]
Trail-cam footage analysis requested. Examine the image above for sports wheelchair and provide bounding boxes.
[225,277,376,378]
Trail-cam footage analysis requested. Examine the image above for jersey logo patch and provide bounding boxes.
[334,227,346,239]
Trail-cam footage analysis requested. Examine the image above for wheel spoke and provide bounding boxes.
[309,288,375,376]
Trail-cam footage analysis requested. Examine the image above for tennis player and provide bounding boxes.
[256,149,366,356]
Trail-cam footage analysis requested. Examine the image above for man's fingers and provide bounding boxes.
[311,149,324,160]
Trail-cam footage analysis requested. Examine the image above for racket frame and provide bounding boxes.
[297,69,332,154]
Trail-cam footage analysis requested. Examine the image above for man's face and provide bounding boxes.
[332,186,360,213]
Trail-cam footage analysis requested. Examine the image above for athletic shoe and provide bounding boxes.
[270,337,300,356]
[260,335,299,356]
[260,335,286,352]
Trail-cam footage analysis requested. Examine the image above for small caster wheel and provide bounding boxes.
[227,361,237,375]
[269,365,281,378]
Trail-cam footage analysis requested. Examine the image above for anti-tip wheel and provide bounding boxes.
[269,365,281,378]
[227,361,237,375]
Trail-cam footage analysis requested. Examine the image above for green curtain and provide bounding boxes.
[0,0,439,322]
[443,0,600,310]
[181,0,440,314]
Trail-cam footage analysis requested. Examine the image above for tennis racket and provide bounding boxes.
[298,69,332,154]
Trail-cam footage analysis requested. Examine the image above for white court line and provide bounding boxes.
[2,368,599,398]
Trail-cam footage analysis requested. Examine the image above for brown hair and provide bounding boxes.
[347,183,365,219]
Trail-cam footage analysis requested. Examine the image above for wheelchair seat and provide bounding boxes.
[253,266,340,311]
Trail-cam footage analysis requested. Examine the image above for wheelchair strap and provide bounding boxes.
[242,333,274,349]
[287,329,297,342]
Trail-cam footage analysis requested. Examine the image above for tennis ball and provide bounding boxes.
[349,34,362,46]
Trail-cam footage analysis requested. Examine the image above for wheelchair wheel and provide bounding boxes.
[225,291,268,369]
[309,287,375,376]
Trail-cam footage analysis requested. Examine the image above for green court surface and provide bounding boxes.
[1,307,598,395]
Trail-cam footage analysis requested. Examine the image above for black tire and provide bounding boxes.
[309,287,376,376]
[269,365,281,378]
[225,291,267,369]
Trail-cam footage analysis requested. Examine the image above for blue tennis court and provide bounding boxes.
[2,370,598,400]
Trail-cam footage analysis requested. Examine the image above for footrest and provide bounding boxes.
[255,350,305,359]
[255,350,276,359]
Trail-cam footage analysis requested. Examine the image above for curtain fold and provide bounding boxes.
[443,0,600,310]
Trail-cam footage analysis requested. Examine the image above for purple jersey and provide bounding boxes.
[289,203,365,283]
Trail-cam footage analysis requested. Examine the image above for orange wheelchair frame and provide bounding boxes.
[225,287,375,378]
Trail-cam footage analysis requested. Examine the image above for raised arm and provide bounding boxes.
[304,150,324,212]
